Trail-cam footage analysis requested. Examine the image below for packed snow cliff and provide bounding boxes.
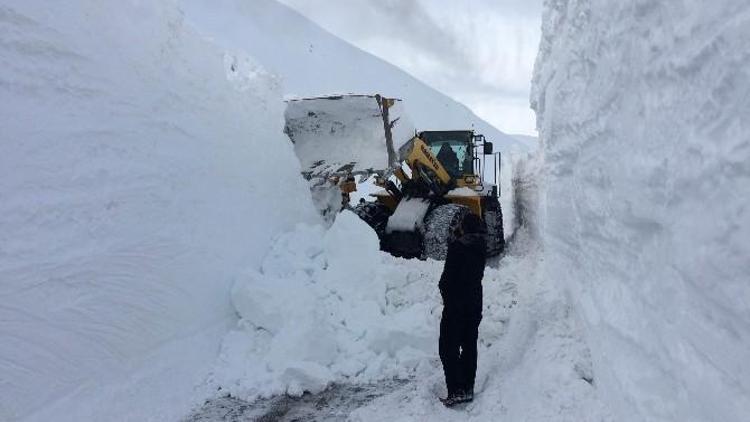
[0,1,317,420]
[532,1,750,421]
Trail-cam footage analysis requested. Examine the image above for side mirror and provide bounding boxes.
[483,142,494,155]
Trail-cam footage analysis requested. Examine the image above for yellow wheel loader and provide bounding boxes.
[283,94,504,260]
[354,130,504,260]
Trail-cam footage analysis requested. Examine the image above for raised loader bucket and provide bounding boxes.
[284,94,415,222]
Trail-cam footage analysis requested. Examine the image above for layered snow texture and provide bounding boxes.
[0,1,317,420]
[533,1,750,421]
[179,0,526,152]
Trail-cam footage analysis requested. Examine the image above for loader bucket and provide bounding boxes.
[284,94,415,178]
[284,94,415,221]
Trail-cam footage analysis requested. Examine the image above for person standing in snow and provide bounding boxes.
[438,212,487,407]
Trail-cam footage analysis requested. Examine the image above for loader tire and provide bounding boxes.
[484,206,505,257]
[353,201,390,237]
[422,204,471,260]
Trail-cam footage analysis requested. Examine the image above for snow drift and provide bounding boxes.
[208,212,601,422]
[533,1,750,421]
[0,1,317,420]
[213,212,438,398]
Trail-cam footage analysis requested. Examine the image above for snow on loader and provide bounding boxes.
[284,94,504,260]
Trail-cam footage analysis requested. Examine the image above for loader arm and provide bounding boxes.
[396,136,455,196]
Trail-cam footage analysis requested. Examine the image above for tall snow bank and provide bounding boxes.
[532,1,750,421]
[0,1,316,420]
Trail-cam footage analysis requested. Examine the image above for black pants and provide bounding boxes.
[439,307,481,396]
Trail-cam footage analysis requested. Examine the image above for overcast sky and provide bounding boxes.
[277,0,543,136]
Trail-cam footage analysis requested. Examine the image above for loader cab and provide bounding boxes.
[418,130,499,195]
[418,131,474,178]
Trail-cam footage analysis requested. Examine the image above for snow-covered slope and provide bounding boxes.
[180,0,525,153]
[532,1,750,421]
[0,1,317,420]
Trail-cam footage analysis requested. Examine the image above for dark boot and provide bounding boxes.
[440,393,462,408]
[455,389,474,403]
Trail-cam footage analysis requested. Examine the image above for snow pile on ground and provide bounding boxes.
[179,0,526,153]
[0,1,317,421]
[533,1,750,421]
[211,212,441,398]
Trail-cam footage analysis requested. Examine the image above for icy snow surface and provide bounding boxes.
[0,1,317,421]
[533,1,750,421]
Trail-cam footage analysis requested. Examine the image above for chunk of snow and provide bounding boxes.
[216,217,439,399]
[446,186,479,197]
[386,198,431,233]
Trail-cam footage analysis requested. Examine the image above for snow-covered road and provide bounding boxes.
[186,379,409,421]
[184,226,613,421]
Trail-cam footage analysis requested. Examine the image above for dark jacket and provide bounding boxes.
[438,233,486,318]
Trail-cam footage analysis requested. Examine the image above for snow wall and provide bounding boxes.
[0,1,317,420]
[532,1,750,421]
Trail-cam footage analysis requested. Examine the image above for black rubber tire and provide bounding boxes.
[484,205,505,256]
[422,204,471,260]
[353,201,391,237]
